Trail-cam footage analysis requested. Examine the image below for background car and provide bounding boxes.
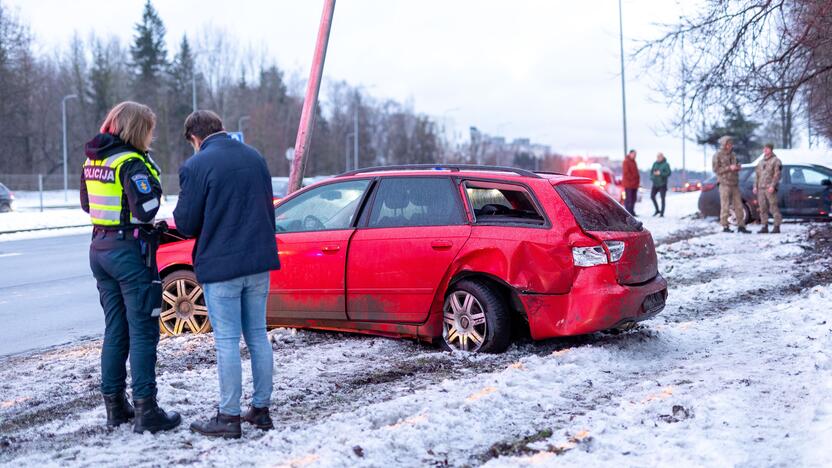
[698,164,832,224]
[566,163,625,203]
[157,165,667,353]
[0,182,14,212]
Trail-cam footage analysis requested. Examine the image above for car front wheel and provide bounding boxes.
[728,203,751,226]
[159,270,212,336]
[441,280,511,353]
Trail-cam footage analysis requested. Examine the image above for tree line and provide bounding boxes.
[0,0,461,184]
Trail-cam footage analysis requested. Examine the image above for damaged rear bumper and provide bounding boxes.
[520,266,668,340]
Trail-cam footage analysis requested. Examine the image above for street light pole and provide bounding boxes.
[62,94,78,202]
[353,91,359,170]
[192,72,197,113]
[617,0,629,158]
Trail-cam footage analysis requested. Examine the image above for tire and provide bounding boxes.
[0,203,10,213]
[440,280,511,353]
[728,203,751,226]
[159,269,212,336]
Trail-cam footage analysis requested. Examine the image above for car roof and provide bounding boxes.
[317,165,586,186]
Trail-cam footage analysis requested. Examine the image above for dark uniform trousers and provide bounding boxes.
[89,229,158,399]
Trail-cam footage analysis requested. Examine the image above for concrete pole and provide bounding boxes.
[288,0,336,194]
[617,0,629,158]
[62,94,78,202]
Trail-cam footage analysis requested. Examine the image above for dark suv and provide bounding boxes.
[698,164,832,224]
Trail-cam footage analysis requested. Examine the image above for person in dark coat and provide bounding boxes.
[649,152,672,217]
[173,110,280,439]
[622,149,640,216]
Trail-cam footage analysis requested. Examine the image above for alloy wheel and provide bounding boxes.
[443,291,488,352]
[159,275,211,335]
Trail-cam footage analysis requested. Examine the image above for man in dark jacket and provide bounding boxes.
[173,110,280,439]
[622,149,640,216]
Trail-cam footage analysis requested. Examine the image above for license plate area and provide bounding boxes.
[642,292,665,315]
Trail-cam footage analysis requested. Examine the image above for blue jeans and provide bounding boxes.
[203,272,273,416]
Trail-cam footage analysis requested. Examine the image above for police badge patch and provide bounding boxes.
[132,174,152,194]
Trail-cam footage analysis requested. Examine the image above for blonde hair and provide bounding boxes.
[100,101,156,151]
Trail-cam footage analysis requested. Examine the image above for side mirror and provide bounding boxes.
[822,179,832,187]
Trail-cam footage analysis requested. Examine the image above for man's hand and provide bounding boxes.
[767,186,775,194]
[730,164,740,171]
[653,170,660,175]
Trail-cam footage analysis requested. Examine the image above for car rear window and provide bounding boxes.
[570,169,598,180]
[555,182,642,232]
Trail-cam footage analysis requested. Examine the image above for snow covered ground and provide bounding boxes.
[1,193,830,467]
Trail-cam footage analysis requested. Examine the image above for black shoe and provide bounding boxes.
[723,227,733,233]
[659,213,665,217]
[190,412,242,439]
[133,397,181,434]
[758,225,769,234]
[771,226,781,234]
[242,406,274,430]
[652,211,660,217]
[103,392,134,427]
[737,226,751,234]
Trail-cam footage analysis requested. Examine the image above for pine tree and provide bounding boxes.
[167,35,195,166]
[130,0,167,99]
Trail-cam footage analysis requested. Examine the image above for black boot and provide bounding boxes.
[133,397,181,434]
[103,392,134,427]
[771,225,781,234]
[242,406,274,430]
[723,226,733,233]
[758,225,769,234]
[190,412,242,439]
[737,226,751,234]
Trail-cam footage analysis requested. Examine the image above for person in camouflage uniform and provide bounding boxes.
[753,143,782,233]
[712,135,750,233]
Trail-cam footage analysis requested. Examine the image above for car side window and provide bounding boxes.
[367,177,464,228]
[790,167,828,186]
[465,181,545,225]
[275,180,370,233]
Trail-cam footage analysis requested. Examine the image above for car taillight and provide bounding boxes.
[572,241,625,267]
[606,241,625,261]
[702,183,716,192]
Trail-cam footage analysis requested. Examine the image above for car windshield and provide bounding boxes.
[275,180,369,232]
[555,182,642,232]
[271,180,289,198]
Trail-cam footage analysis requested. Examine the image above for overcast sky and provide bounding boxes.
[10,0,716,170]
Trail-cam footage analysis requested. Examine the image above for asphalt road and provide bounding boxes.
[0,233,102,356]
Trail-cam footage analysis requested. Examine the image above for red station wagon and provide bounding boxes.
[156,165,667,353]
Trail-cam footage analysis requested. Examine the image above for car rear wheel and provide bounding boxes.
[441,280,511,353]
[728,203,751,226]
[0,202,10,213]
[159,270,211,336]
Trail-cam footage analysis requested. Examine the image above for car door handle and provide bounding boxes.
[321,245,341,253]
[431,240,453,250]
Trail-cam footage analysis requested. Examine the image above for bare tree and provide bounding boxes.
[638,0,832,143]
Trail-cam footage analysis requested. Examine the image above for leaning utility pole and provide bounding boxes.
[288,0,336,194]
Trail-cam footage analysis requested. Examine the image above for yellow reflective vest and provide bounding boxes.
[82,151,160,226]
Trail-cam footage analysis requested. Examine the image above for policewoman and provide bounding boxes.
[80,101,180,434]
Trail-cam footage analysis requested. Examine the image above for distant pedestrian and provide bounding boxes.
[712,136,750,233]
[754,143,782,233]
[622,149,640,216]
[81,101,181,433]
[650,152,671,217]
[174,111,280,439]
